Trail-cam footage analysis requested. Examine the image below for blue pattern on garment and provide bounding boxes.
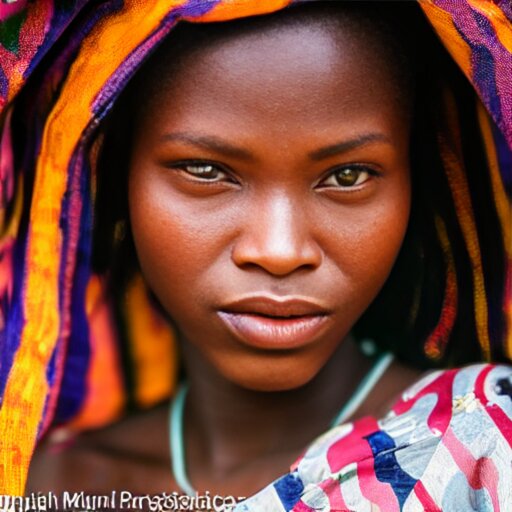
[366,430,417,508]
[273,472,304,511]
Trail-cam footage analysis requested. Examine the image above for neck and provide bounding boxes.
[178,335,374,492]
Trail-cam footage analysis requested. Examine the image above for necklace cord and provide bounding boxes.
[169,383,195,496]
[330,351,394,427]
[169,350,394,495]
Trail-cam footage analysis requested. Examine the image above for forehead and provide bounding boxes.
[135,19,410,143]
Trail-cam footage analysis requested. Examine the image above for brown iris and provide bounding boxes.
[334,168,363,187]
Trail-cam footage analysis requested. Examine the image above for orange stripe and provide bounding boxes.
[424,216,457,360]
[192,0,292,23]
[419,1,472,80]
[125,276,178,408]
[439,87,491,361]
[0,0,187,495]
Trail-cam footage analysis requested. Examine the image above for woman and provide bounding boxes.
[1,0,511,509]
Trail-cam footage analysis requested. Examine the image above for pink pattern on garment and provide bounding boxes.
[326,416,378,472]
[292,501,315,512]
[356,456,400,510]
[392,370,456,435]
[413,480,441,511]
[0,1,28,22]
[326,416,399,510]
[319,478,350,511]
[474,365,512,449]
[237,365,512,511]
[444,427,500,510]
[0,2,54,106]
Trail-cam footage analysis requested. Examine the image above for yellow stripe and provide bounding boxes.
[465,0,512,54]
[439,87,491,361]
[193,0,292,22]
[476,101,511,255]
[419,1,473,80]
[476,100,512,360]
[0,0,187,495]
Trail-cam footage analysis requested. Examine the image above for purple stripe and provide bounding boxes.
[433,0,512,150]
[472,44,502,132]
[0,208,27,399]
[179,0,223,18]
[1,0,225,417]
[45,0,223,422]
[496,0,512,23]
[23,0,89,79]
[0,65,7,100]
[468,10,512,150]
[492,122,512,195]
[91,21,175,116]
[21,1,125,429]
[49,0,223,421]
[53,144,93,424]
[25,0,123,80]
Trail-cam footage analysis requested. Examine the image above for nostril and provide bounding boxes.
[231,236,323,276]
[232,252,321,277]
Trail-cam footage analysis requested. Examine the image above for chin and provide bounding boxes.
[221,355,322,392]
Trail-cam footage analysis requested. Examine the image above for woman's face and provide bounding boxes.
[128,19,411,391]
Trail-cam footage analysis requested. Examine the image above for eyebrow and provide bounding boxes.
[160,131,391,161]
[308,133,392,161]
[160,132,253,161]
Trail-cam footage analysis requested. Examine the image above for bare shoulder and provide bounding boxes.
[27,403,175,494]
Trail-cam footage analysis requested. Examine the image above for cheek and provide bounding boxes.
[127,167,234,309]
[323,182,411,304]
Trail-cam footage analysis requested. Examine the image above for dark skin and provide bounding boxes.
[27,15,424,497]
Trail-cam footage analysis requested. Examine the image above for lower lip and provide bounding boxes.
[218,311,330,350]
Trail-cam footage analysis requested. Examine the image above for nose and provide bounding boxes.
[231,193,323,276]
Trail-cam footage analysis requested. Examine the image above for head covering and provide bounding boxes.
[0,0,510,495]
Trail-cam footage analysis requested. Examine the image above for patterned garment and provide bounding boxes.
[236,364,512,511]
[0,0,511,496]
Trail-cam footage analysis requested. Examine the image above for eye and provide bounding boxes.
[174,162,232,182]
[320,165,375,188]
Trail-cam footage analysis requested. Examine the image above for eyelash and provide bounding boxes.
[172,161,235,184]
[318,165,380,189]
[171,161,380,189]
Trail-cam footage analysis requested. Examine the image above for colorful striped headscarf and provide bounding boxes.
[0,0,510,495]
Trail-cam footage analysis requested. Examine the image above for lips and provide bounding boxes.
[218,296,331,350]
